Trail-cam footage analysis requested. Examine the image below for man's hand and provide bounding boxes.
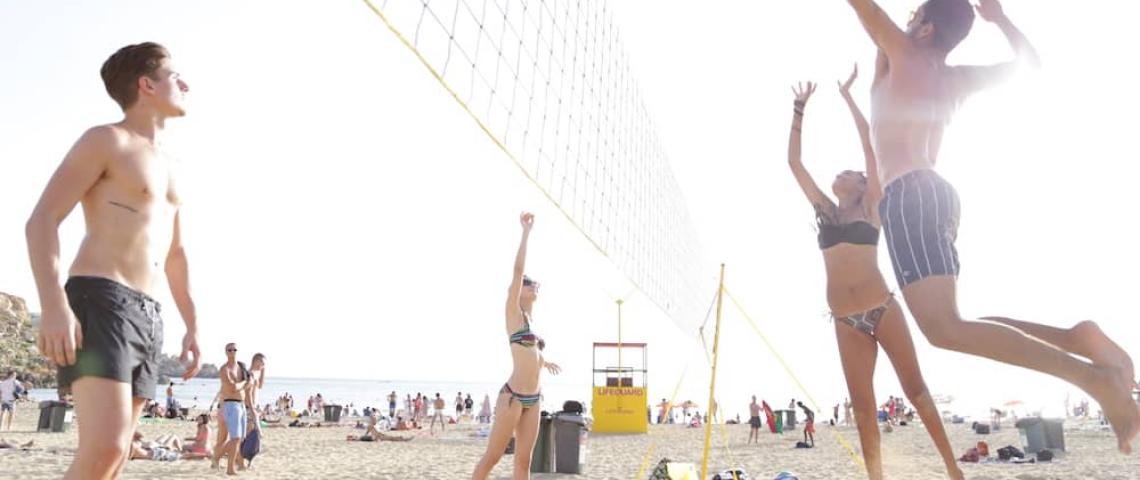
[37,305,82,367]
[180,332,202,380]
[975,0,1006,23]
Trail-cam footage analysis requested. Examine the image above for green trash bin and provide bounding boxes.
[323,404,342,423]
[530,413,555,473]
[775,414,784,434]
[553,413,588,474]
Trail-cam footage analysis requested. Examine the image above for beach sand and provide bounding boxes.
[2,404,1137,479]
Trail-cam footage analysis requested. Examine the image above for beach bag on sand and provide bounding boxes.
[562,400,584,414]
[794,441,812,449]
[997,445,1024,461]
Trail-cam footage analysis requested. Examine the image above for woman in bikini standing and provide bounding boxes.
[786,66,960,480]
[473,212,561,479]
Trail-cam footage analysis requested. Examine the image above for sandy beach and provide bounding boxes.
[2,403,1137,479]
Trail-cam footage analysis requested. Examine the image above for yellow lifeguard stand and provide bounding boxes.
[591,341,648,433]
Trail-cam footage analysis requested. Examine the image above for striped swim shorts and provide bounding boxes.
[878,169,961,288]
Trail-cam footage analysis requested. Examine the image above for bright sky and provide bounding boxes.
[1,0,1138,420]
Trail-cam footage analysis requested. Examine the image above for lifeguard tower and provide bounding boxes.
[591,341,648,433]
[591,299,648,433]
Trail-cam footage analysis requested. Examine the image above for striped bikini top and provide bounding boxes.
[509,313,545,351]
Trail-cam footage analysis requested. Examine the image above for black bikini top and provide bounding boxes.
[817,219,879,250]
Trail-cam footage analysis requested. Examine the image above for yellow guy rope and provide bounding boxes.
[723,286,866,471]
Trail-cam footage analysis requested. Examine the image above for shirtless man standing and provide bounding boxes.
[844,0,1139,452]
[747,395,763,444]
[26,42,201,479]
[212,343,248,475]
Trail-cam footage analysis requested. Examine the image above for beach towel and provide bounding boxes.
[648,459,698,480]
[712,469,750,480]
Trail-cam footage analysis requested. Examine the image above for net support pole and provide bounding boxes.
[617,299,624,377]
[700,263,726,479]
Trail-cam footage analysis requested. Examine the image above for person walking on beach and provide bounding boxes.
[843,0,1138,454]
[456,392,465,421]
[431,393,447,434]
[0,372,23,431]
[26,42,202,480]
[212,343,248,475]
[246,353,266,423]
[388,391,397,418]
[797,402,816,448]
[784,67,961,479]
[472,213,563,480]
[465,393,474,417]
[748,396,763,444]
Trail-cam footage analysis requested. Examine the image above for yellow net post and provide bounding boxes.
[617,299,624,376]
[700,264,726,479]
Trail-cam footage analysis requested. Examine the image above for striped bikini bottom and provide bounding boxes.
[500,383,541,409]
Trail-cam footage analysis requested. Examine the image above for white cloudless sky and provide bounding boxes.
[1,0,1137,419]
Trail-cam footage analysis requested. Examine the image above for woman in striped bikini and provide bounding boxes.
[786,66,960,480]
[473,212,561,480]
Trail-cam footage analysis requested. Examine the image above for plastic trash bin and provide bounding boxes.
[784,409,797,429]
[553,413,588,474]
[323,404,343,423]
[1016,417,1064,454]
[775,414,784,434]
[530,413,555,473]
[37,401,74,433]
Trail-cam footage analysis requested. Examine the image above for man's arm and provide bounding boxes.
[165,210,201,380]
[953,0,1041,96]
[26,126,114,366]
[846,0,911,60]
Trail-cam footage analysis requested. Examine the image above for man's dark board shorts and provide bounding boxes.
[57,276,164,400]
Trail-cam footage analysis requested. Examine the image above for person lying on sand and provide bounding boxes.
[129,432,209,461]
[345,433,413,442]
[0,438,35,450]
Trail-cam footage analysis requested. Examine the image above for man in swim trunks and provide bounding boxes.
[212,343,248,475]
[430,393,447,434]
[748,396,763,444]
[844,0,1139,453]
[26,42,202,479]
[0,371,22,431]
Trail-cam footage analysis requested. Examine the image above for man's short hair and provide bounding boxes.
[100,42,170,110]
[920,0,975,53]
